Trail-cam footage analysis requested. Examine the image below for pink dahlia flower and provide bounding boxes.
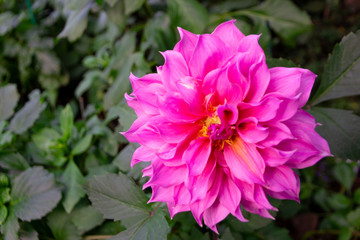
[122,20,331,233]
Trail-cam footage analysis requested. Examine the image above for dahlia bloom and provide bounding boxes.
[122,20,330,233]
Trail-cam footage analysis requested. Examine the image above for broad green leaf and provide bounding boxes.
[18,223,39,240]
[0,188,11,204]
[58,2,91,42]
[0,174,9,187]
[85,172,149,221]
[1,210,19,240]
[109,209,169,240]
[167,0,208,34]
[333,162,355,191]
[0,204,8,225]
[11,167,61,221]
[71,205,104,234]
[71,134,92,156]
[47,210,81,240]
[354,189,360,205]
[266,58,297,68]
[0,84,19,121]
[35,51,60,75]
[235,0,312,43]
[308,107,360,160]
[347,207,360,228]
[9,90,47,134]
[99,134,118,156]
[0,152,29,171]
[338,227,352,240]
[327,194,352,211]
[75,70,102,98]
[106,103,136,131]
[61,160,86,213]
[124,0,145,15]
[311,31,360,104]
[221,228,235,240]
[32,128,61,151]
[60,104,74,140]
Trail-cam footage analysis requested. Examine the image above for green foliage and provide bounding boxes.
[0,0,359,239]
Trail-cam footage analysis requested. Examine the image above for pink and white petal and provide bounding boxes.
[237,117,269,143]
[224,138,265,184]
[189,34,233,79]
[182,137,212,176]
[158,50,189,90]
[264,166,300,202]
[174,27,198,63]
[211,20,245,52]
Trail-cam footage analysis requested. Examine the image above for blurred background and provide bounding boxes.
[0,0,360,240]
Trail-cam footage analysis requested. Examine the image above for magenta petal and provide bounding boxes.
[144,161,188,188]
[237,117,269,143]
[203,199,229,234]
[149,185,174,203]
[264,166,300,202]
[218,174,241,213]
[131,146,156,167]
[176,76,206,115]
[183,137,211,176]
[212,20,245,52]
[189,34,232,79]
[174,27,198,63]
[259,147,295,167]
[239,96,282,122]
[174,183,191,205]
[159,50,189,90]
[223,138,265,184]
[217,103,239,125]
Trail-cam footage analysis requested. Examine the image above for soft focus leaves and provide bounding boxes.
[167,0,208,34]
[71,134,92,156]
[333,162,355,191]
[0,152,29,171]
[9,90,47,134]
[124,0,145,15]
[47,210,81,240]
[235,0,312,44]
[11,167,61,221]
[311,31,360,104]
[1,211,19,240]
[309,107,360,160]
[0,84,19,121]
[60,104,74,140]
[71,206,104,234]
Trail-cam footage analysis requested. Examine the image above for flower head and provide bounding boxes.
[122,20,331,233]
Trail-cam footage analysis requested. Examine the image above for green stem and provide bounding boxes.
[25,0,37,25]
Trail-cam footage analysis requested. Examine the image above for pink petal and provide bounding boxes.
[223,138,265,184]
[217,103,239,125]
[237,117,269,143]
[203,199,229,234]
[149,185,174,203]
[259,122,294,147]
[264,166,300,202]
[212,20,245,52]
[174,183,191,205]
[218,174,241,213]
[176,76,206,115]
[174,27,198,63]
[158,50,189,90]
[131,146,156,167]
[259,147,295,167]
[189,34,232,79]
[239,96,283,122]
[183,137,211,176]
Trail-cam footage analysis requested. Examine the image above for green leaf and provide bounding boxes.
[9,90,47,134]
[61,160,86,213]
[333,162,355,191]
[235,0,312,43]
[0,12,24,36]
[0,84,19,121]
[1,210,19,240]
[124,0,145,15]
[60,104,74,140]
[347,207,360,228]
[75,70,102,98]
[0,204,8,225]
[58,2,91,42]
[0,187,11,204]
[85,172,150,221]
[308,107,360,160]
[0,174,9,187]
[110,209,169,240]
[11,167,61,221]
[105,0,118,7]
[106,103,136,131]
[311,30,360,104]
[327,194,352,211]
[71,134,92,156]
[32,128,61,151]
[354,189,360,205]
[71,205,104,234]
[0,152,29,171]
[47,210,81,240]
[338,227,352,240]
[167,0,208,34]
[266,58,297,68]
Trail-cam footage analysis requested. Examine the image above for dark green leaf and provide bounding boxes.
[105,0,118,7]
[11,167,61,221]
[311,31,360,104]
[308,107,360,160]
[61,160,86,213]
[235,0,312,43]
[71,134,92,156]
[0,204,8,225]
[9,90,47,134]
[1,210,19,240]
[0,84,19,121]
[333,162,355,190]
[85,172,149,221]
[124,0,145,15]
[18,223,39,240]
[354,189,360,205]
[0,152,29,171]
[0,12,24,36]
[75,70,102,98]
[221,228,235,240]
[327,194,352,211]
[167,0,208,34]
[58,2,91,42]
[266,58,297,68]
[0,187,11,204]
[71,205,104,234]
[338,227,352,240]
[0,174,9,187]
[110,209,169,240]
[47,210,81,240]
[60,104,74,140]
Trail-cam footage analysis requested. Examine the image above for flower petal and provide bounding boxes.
[212,20,245,52]
[174,27,198,63]
[183,137,211,176]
